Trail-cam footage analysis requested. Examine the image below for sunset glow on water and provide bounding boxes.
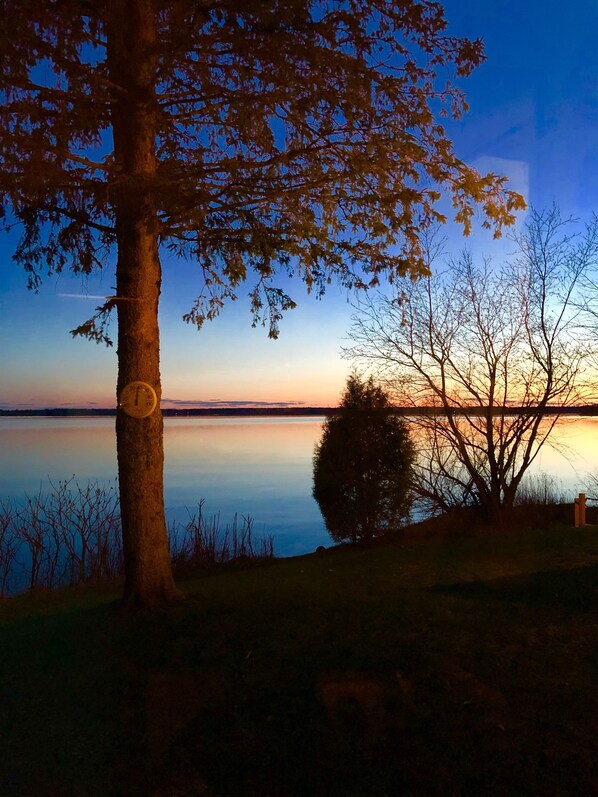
[1,415,596,556]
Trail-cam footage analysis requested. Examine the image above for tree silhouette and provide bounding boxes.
[313,375,414,543]
[348,209,598,523]
[0,0,524,606]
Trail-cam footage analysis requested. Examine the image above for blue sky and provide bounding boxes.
[1,0,596,409]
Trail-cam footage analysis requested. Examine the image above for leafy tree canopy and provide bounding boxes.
[0,0,525,606]
[1,0,525,340]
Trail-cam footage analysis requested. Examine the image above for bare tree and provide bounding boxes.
[572,213,598,364]
[348,208,598,523]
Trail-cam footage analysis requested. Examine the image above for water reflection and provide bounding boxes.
[0,415,596,556]
[164,418,327,554]
[521,416,597,481]
[0,417,329,555]
[0,418,119,492]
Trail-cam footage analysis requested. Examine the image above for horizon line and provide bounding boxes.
[2,404,598,418]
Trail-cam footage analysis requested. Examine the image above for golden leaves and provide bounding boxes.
[1,0,526,338]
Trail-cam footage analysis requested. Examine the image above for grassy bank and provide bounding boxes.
[1,520,597,796]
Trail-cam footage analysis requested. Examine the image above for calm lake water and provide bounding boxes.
[0,415,596,556]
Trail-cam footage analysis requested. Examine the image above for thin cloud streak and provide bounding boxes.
[162,398,307,408]
[57,293,108,300]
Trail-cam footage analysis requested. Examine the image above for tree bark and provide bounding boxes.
[107,0,182,606]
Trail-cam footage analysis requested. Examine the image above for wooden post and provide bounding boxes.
[574,493,586,528]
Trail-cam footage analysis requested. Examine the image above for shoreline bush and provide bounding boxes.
[313,375,414,543]
[0,480,274,597]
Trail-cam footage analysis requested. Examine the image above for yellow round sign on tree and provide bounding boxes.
[119,381,158,419]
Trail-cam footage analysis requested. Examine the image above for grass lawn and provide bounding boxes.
[1,519,597,796]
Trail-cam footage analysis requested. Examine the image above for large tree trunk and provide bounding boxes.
[107,0,182,607]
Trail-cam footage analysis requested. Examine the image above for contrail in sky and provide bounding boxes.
[58,293,108,299]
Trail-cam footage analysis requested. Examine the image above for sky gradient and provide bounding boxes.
[1,0,597,410]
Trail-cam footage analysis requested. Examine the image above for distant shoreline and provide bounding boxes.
[2,405,598,418]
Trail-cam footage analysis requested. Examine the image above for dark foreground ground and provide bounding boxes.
[1,514,597,796]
